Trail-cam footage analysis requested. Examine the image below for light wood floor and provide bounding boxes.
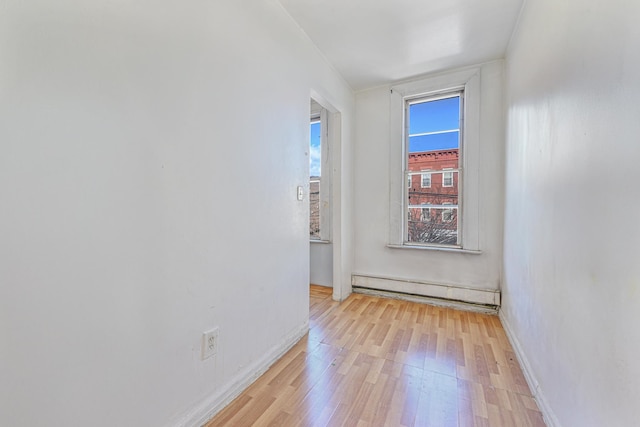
[206,286,545,427]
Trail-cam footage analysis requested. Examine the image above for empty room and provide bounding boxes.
[1,1,638,426]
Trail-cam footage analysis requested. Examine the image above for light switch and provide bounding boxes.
[297,186,304,201]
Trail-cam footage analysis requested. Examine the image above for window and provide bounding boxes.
[405,92,461,246]
[442,203,454,222]
[388,67,481,251]
[421,172,431,188]
[442,170,454,187]
[421,207,431,221]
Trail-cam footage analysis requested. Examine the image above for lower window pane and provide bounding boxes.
[310,180,320,239]
[407,207,457,245]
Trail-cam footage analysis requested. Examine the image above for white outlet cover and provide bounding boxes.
[202,328,219,360]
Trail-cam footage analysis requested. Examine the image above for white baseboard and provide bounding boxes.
[499,311,561,427]
[171,321,309,427]
[351,274,500,306]
[353,286,498,314]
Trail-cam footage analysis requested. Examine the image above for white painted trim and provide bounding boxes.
[499,311,561,427]
[309,239,331,244]
[328,112,351,303]
[309,89,349,303]
[170,322,309,427]
[318,107,331,242]
[352,274,499,306]
[386,244,481,255]
[409,129,459,138]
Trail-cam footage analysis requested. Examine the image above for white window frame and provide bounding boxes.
[421,172,432,188]
[388,68,481,251]
[442,169,454,187]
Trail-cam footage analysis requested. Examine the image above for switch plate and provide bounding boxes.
[202,328,219,360]
[297,186,304,201]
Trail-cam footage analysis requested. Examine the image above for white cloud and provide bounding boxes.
[309,144,321,176]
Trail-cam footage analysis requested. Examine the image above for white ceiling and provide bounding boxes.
[278,0,524,91]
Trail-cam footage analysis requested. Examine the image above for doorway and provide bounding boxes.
[309,98,333,288]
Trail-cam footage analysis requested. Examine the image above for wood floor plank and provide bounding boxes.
[205,285,546,426]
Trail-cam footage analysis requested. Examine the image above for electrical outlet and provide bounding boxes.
[202,327,219,360]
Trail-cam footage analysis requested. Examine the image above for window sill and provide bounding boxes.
[386,244,482,255]
[310,239,331,244]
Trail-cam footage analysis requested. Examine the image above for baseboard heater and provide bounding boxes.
[351,274,500,314]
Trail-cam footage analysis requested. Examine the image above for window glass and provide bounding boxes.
[310,119,321,239]
[405,93,461,246]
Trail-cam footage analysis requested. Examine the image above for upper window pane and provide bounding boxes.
[408,95,460,153]
[408,96,460,135]
[310,120,321,178]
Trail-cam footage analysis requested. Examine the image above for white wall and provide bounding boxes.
[310,242,332,287]
[0,1,353,426]
[352,62,504,303]
[502,1,640,426]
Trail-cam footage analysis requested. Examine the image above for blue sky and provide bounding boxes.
[310,96,458,176]
[310,120,321,177]
[408,96,460,153]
